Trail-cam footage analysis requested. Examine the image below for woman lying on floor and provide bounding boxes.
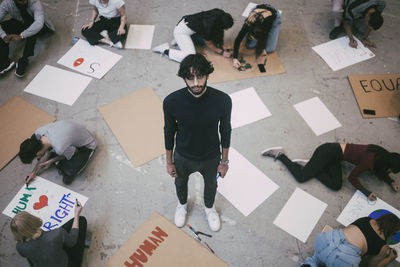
[301,213,399,267]
[262,143,400,201]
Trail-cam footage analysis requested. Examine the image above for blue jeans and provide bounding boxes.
[302,229,362,267]
[246,10,282,53]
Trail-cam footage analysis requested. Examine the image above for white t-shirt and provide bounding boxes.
[89,0,125,19]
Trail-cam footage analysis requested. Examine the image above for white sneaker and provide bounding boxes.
[261,146,284,161]
[293,159,309,166]
[152,42,169,54]
[174,202,187,228]
[205,206,220,232]
[111,41,123,49]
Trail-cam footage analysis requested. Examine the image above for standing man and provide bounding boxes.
[19,121,97,185]
[163,54,232,232]
[0,0,55,77]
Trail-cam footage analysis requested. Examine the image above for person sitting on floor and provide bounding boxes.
[152,8,233,63]
[301,213,399,267]
[329,0,385,48]
[81,0,127,49]
[262,143,400,201]
[11,202,87,267]
[0,0,55,77]
[232,3,281,70]
[19,120,97,185]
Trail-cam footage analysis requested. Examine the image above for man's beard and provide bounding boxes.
[187,81,207,96]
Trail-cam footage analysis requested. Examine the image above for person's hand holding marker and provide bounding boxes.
[232,58,241,69]
[349,38,358,48]
[392,182,400,192]
[368,192,378,201]
[167,162,178,178]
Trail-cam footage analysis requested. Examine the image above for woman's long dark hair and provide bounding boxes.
[202,10,233,48]
[367,144,400,180]
[376,213,400,241]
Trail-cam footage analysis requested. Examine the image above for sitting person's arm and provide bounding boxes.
[343,20,358,48]
[117,5,127,35]
[366,245,397,267]
[82,6,99,30]
[62,201,83,248]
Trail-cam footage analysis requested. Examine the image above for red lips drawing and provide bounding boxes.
[33,195,48,210]
[73,58,84,67]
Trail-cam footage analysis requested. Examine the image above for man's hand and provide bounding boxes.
[349,38,358,48]
[74,200,83,217]
[233,58,241,69]
[4,34,22,43]
[82,21,94,30]
[117,27,126,35]
[362,38,376,48]
[25,171,37,185]
[38,159,53,171]
[368,192,377,201]
[167,163,178,178]
[392,182,400,192]
[217,164,229,178]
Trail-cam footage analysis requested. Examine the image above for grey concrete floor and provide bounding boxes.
[1,0,399,266]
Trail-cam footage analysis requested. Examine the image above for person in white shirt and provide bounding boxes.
[81,0,126,48]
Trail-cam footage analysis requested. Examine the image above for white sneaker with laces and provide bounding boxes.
[174,202,187,228]
[205,206,221,232]
[260,146,284,160]
[152,42,169,54]
[111,41,123,49]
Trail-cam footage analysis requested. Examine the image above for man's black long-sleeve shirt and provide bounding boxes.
[163,86,232,161]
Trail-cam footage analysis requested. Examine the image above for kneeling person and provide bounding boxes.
[19,121,97,185]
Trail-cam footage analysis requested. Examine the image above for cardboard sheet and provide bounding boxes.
[24,65,92,105]
[273,188,327,243]
[98,87,164,167]
[0,97,55,170]
[2,177,88,231]
[200,44,285,84]
[348,74,400,118]
[58,39,122,79]
[125,24,155,49]
[217,148,279,216]
[106,212,229,267]
[230,87,271,128]
[312,36,375,71]
[337,190,400,262]
[294,97,342,136]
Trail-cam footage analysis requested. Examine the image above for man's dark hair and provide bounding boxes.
[19,134,42,164]
[177,54,214,79]
[368,11,383,30]
[221,12,234,30]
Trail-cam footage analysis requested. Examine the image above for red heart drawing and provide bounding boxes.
[73,58,84,67]
[33,195,48,210]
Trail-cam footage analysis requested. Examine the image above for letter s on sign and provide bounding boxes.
[73,58,84,67]
[87,62,100,74]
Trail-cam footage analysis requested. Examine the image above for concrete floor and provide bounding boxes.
[1,0,399,266]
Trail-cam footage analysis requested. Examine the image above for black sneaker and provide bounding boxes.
[329,26,343,40]
[15,58,29,78]
[0,60,15,74]
[63,175,74,185]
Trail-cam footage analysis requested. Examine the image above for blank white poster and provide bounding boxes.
[294,97,341,136]
[230,87,272,129]
[217,147,279,216]
[24,65,92,106]
[125,24,155,49]
[312,36,375,71]
[242,2,257,17]
[273,188,327,243]
[58,39,122,79]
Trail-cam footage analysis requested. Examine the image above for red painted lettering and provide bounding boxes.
[151,226,168,241]
[140,240,158,256]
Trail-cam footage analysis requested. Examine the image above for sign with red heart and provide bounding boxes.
[33,195,48,210]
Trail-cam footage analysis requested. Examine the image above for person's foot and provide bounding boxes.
[15,58,28,78]
[152,42,169,55]
[63,175,74,185]
[111,41,123,49]
[205,205,221,232]
[174,202,187,227]
[100,30,109,39]
[329,26,342,40]
[0,60,15,75]
[261,147,284,160]
[292,159,309,166]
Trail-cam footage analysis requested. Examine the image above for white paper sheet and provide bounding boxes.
[294,96,342,136]
[2,177,88,231]
[242,2,258,17]
[230,87,272,129]
[57,39,122,79]
[125,24,155,49]
[24,65,92,106]
[273,188,327,243]
[337,190,400,262]
[312,36,375,71]
[217,147,279,216]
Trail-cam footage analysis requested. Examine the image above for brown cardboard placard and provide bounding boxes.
[106,212,229,267]
[98,87,164,167]
[0,96,55,170]
[200,44,285,84]
[348,74,400,118]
